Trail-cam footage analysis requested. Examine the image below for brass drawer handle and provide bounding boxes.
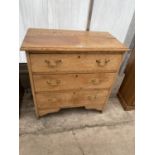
[48,97,58,103]
[96,59,110,67]
[46,79,61,86]
[44,59,62,68]
[88,95,97,101]
[91,79,102,85]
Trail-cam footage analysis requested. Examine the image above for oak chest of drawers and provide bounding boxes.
[20,28,128,117]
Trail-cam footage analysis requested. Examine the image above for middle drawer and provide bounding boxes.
[33,73,115,92]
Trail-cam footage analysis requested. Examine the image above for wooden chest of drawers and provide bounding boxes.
[20,28,128,117]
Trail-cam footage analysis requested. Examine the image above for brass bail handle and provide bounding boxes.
[46,79,61,86]
[48,97,58,103]
[91,79,102,85]
[44,59,62,68]
[88,95,97,101]
[96,59,110,67]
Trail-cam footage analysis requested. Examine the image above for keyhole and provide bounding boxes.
[75,74,78,78]
[78,55,81,59]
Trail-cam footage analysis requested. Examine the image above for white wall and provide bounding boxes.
[19,0,49,62]
[48,0,90,30]
[19,0,134,63]
[19,0,90,62]
[90,0,135,43]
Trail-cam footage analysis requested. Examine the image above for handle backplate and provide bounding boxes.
[46,79,61,86]
[44,59,62,68]
[96,59,110,67]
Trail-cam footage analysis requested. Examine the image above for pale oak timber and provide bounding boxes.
[21,28,128,117]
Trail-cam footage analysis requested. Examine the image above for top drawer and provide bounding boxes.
[30,54,122,73]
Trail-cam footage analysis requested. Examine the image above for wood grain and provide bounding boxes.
[26,53,39,117]
[118,49,135,110]
[102,53,124,111]
[21,29,127,117]
[33,73,115,92]
[20,28,129,52]
[36,89,108,116]
[30,54,122,73]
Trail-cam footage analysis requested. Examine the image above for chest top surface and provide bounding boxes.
[20,28,128,53]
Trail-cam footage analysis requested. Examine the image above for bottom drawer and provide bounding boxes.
[36,89,109,116]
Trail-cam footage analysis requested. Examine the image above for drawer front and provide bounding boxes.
[36,90,108,110]
[33,73,115,92]
[30,54,122,73]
